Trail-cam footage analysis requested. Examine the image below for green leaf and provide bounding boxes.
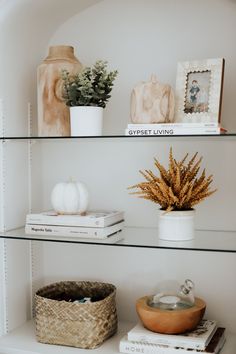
[61,60,118,108]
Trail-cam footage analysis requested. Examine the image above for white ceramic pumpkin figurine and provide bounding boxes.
[51,180,89,215]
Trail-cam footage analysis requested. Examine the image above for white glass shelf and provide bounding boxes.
[0,320,234,354]
[1,227,236,253]
[1,133,236,140]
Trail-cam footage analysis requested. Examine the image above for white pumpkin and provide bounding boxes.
[51,181,89,215]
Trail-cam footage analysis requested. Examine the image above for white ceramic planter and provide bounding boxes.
[158,209,195,241]
[70,106,103,136]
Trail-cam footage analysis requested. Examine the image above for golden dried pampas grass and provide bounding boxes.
[128,148,216,212]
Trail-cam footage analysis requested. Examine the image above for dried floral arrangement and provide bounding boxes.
[129,148,216,212]
[61,60,118,108]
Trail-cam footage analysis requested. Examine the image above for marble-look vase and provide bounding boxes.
[37,45,82,136]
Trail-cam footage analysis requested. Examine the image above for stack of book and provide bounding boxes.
[125,123,227,136]
[25,210,125,243]
[119,320,226,354]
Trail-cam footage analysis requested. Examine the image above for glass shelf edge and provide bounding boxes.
[1,227,236,253]
[1,133,236,140]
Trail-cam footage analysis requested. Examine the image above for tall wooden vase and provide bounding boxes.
[37,45,82,136]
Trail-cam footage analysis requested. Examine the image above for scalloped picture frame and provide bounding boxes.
[175,58,225,123]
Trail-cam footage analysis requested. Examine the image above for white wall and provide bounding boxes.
[4,240,32,332]
[0,0,103,137]
[49,0,236,134]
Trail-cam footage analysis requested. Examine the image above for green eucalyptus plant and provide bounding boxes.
[61,60,118,108]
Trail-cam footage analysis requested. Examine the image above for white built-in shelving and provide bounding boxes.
[1,0,236,353]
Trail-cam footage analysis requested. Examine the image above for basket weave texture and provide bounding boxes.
[35,281,117,349]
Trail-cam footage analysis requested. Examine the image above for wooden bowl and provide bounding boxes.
[136,296,206,334]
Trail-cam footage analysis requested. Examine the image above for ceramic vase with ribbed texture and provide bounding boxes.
[158,209,195,241]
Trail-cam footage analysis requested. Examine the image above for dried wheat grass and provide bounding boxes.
[128,148,216,212]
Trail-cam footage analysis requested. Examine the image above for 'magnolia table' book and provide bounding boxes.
[25,221,125,239]
[127,320,217,350]
[120,327,225,354]
[26,210,124,228]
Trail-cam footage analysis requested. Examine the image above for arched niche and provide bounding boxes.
[0,0,103,135]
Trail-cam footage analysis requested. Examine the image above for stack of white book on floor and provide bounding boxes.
[25,210,125,243]
[119,320,226,354]
[125,123,227,136]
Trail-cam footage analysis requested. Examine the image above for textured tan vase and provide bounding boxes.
[130,75,175,124]
[37,45,82,136]
[136,296,206,334]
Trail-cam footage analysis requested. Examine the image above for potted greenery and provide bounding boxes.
[129,148,216,241]
[62,60,118,136]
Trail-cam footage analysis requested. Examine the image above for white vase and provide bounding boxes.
[70,106,103,136]
[158,209,195,241]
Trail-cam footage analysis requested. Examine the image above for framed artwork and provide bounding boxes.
[175,58,225,123]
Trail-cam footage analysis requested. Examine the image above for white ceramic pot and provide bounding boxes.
[70,106,103,136]
[158,209,195,241]
[51,181,89,215]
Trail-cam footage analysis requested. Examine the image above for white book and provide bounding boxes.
[26,210,124,228]
[88,231,124,244]
[24,227,124,244]
[127,320,217,350]
[120,328,225,354]
[127,122,220,129]
[125,127,225,136]
[25,221,125,239]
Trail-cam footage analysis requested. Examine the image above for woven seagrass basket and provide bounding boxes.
[35,281,117,349]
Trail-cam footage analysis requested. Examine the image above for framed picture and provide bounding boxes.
[175,58,225,123]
